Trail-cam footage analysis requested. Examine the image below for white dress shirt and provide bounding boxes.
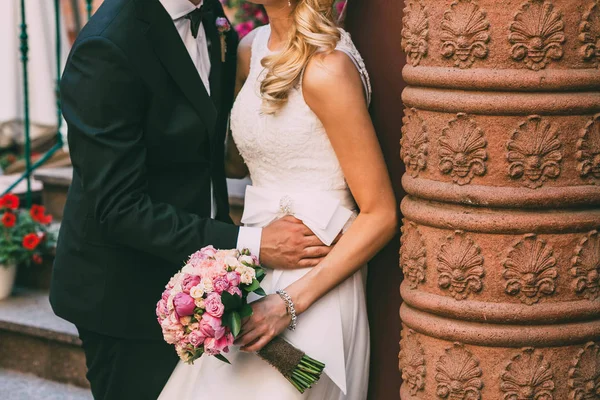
[159,0,262,258]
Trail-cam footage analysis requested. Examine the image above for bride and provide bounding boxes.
[159,0,397,398]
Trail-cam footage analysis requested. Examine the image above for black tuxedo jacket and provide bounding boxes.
[50,0,239,341]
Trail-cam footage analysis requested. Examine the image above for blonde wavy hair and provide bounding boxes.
[260,0,341,114]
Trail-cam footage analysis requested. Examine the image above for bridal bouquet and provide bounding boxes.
[157,246,325,393]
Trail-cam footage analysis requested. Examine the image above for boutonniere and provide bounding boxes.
[216,17,231,63]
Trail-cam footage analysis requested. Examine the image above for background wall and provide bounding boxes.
[345,1,406,399]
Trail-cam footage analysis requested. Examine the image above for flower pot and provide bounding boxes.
[0,263,17,300]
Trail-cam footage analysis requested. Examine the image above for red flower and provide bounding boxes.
[0,194,20,210]
[22,233,41,251]
[31,254,43,265]
[2,212,16,228]
[30,205,53,224]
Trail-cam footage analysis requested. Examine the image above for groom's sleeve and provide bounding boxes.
[61,35,239,265]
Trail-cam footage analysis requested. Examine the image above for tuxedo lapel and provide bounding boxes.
[135,0,217,133]
[202,10,223,110]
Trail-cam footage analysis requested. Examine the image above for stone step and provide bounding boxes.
[0,369,92,400]
[0,289,88,389]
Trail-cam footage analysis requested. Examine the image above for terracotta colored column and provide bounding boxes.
[398,0,600,398]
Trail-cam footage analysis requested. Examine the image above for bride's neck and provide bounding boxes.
[264,5,294,51]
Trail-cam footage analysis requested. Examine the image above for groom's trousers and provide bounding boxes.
[78,328,179,400]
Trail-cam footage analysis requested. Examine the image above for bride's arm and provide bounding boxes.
[224,30,257,179]
[237,51,398,352]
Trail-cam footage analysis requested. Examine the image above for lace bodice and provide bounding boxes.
[230,25,371,192]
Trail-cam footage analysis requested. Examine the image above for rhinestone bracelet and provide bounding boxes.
[275,289,297,331]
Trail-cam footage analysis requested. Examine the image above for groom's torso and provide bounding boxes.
[52,0,238,340]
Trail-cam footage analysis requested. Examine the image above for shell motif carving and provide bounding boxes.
[579,0,600,67]
[401,108,429,178]
[402,0,429,66]
[503,234,558,305]
[401,221,427,289]
[501,348,555,400]
[439,113,488,185]
[440,0,491,69]
[435,343,483,400]
[509,0,565,71]
[568,342,600,400]
[577,114,600,183]
[399,329,426,396]
[507,116,562,189]
[437,230,485,300]
[571,230,600,301]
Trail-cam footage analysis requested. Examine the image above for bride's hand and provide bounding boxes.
[235,295,291,353]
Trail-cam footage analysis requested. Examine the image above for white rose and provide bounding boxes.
[201,278,214,293]
[195,298,205,309]
[238,255,254,266]
[241,269,255,285]
[224,256,242,269]
[190,285,205,299]
[181,264,195,274]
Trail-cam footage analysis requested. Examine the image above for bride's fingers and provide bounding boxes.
[241,334,273,353]
[303,245,330,259]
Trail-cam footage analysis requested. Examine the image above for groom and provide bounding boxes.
[50,0,328,399]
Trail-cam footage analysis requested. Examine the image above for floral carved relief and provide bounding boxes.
[401,221,427,289]
[439,113,488,185]
[401,108,429,178]
[399,329,426,395]
[571,230,600,301]
[435,343,483,399]
[507,116,562,189]
[440,0,490,69]
[437,230,485,300]
[509,0,565,71]
[579,0,600,67]
[501,348,555,400]
[503,234,558,305]
[402,0,429,66]
[577,114,600,183]
[569,342,600,400]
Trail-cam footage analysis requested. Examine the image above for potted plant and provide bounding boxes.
[0,193,55,300]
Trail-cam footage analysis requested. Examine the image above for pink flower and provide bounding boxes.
[200,313,225,340]
[227,286,242,297]
[216,17,231,33]
[161,289,170,302]
[156,299,168,317]
[226,271,241,287]
[182,274,201,293]
[336,0,346,15]
[213,277,230,294]
[188,330,206,348]
[204,293,225,318]
[174,292,196,317]
[236,21,255,39]
[205,333,234,355]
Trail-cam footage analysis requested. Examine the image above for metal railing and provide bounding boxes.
[2,0,95,205]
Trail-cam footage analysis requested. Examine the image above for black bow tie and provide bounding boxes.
[185,6,207,39]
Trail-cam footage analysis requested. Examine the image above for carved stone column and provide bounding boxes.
[398,0,600,398]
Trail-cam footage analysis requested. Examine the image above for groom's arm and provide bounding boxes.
[62,35,238,265]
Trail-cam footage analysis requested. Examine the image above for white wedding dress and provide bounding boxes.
[159,25,371,400]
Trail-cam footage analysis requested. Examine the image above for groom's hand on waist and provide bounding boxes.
[259,216,334,269]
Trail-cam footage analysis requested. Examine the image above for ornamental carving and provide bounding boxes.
[507,116,562,189]
[577,114,600,182]
[402,0,429,66]
[435,343,483,399]
[401,108,429,178]
[439,113,488,185]
[503,234,558,305]
[399,329,426,395]
[569,342,600,400]
[401,221,427,289]
[509,0,565,71]
[501,348,555,400]
[440,0,490,69]
[437,230,485,300]
[579,0,600,67]
[571,230,600,300]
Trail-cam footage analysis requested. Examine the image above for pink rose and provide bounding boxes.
[204,292,225,318]
[201,313,225,339]
[188,330,206,348]
[205,333,234,355]
[226,272,241,287]
[161,289,170,302]
[236,21,255,39]
[174,292,196,317]
[156,299,168,318]
[182,274,201,293]
[227,286,242,297]
[213,277,230,294]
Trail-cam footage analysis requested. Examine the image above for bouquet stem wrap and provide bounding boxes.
[258,336,325,393]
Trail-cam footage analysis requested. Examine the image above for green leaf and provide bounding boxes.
[214,354,231,364]
[222,311,242,337]
[221,290,242,311]
[254,287,266,297]
[245,278,260,293]
[238,304,253,319]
